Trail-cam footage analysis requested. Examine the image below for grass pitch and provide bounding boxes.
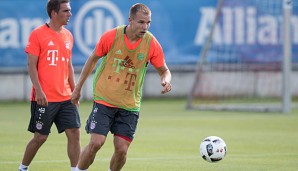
[0,99,297,171]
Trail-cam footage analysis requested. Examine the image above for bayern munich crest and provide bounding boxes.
[90,122,96,130]
[36,122,43,130]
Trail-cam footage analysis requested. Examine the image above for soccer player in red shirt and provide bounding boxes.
[71,3,172,171]
[19,1,80,171]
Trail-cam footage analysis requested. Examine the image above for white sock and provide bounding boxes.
[75,167,88,171]
[71,167,76,171]
[108,169,111,171]
[19,163,29,171]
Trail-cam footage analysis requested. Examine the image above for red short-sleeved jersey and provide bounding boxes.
[95,27,165,68]
[25,24,74,102]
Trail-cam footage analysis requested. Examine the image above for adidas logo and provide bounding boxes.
[115,49,122,55]
[120,56,135,69]
[48,41,54,46]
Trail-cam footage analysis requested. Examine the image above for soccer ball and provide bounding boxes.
[200,136,227,163]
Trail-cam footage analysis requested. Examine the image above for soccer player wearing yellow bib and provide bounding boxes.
[71,3,172,171]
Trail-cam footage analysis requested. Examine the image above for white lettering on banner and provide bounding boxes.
[20,19,45,47]
[0,0,124,57]
[74,1,124,57]
[1,3,298,57]
[284,0,292,9]
[0,18,44,48]
[195,8,215,45]
[0,19,19,48]
[195,7,298,46]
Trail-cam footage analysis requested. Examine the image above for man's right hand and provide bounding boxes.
[71,88,81,107]
[35,89,48,107]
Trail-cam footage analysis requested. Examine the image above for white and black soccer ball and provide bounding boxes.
[200,136,227,163]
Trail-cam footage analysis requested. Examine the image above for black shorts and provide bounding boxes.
[85,102,139,141]
[28,100,81,135]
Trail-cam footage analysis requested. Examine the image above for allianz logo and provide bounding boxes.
[195,7,298,46]
[74,0,124,57]
[0,0,124,56]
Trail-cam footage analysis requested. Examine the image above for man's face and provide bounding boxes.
[55,2,72,25]
[129,11,151,38]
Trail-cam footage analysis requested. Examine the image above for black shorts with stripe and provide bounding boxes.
[85,102,139,141]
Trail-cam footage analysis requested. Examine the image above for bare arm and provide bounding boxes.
[156,64,172,94]
[27,53,48,106]
[68,58,76,91]
[71,50,101,105]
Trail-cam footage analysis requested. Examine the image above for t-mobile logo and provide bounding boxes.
[47,50,59,66]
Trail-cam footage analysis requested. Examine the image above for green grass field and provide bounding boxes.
[0,99,298,171]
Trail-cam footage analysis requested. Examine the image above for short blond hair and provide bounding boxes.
[129,3,151,18]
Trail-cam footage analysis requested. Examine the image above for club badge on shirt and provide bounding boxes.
[65,41,70,49]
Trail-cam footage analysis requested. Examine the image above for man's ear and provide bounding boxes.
[51,10,57,18]
[128,17,133,24]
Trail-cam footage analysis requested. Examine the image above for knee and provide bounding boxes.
[115,146,128,158]
[33,133,48,145]
[88,140,104,153]
[66,128,80,141]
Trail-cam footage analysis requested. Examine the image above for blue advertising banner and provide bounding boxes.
[0,0,297,67]
[203,0,298,63]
